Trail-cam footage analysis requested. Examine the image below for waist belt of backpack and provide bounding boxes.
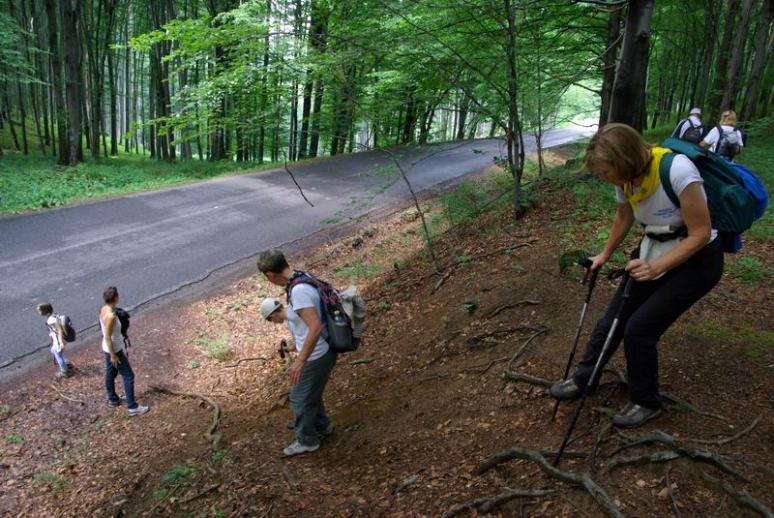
[643,225,688,242]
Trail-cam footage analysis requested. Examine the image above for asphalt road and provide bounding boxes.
[0,128,592,367]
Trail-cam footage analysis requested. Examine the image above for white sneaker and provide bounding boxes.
[128,405,150,417]
[282,440,319,457]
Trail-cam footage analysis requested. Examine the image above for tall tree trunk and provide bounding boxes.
[60,0,83,165]
[455,93,469,140]
[694,0,717,110]
[4,89,21,151]
[599,6,623,127]
[720,0,756,111]
[608,0,655,131]
[310,77,324,157]
[742,0,774,121]
[708,0,740,120]
[108,47,119,155]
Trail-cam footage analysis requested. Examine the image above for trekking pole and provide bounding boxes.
[553,271,632,467]
[550,259,599,422]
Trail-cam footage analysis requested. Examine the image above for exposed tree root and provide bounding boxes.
[589,422,613,474]
[609,431,748,481]
[682,415,761,446]
[442,487,556,518]
[700,471,773,518]
[485,299,542,320]
[49,383,85,404]
[462,356,509,374]
[474,447,623,518]
[662,393,729,421]
[469,324,546,347]
[180,483,221,504]
[430,268,455,294]
[149,385,223,450]
[349,357,377,366]
[501,327,551,386]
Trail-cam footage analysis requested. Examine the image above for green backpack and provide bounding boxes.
[658,138,756,237]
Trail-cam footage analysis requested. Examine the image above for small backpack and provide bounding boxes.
[56,314,77,342]
[115,307,132,347]
[659,138,768,252]
[681,120,705,144]
[286,271,365,353]
[715,126,741,160]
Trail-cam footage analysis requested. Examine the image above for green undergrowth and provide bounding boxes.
[684,321,774,359]
[0,149,274,215]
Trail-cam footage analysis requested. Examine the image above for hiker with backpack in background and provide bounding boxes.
[100,286,149,416]
[37,303,74,379]
[700,109,744,160]
[257,249,342,457]
[670,107,706,144]
[549,123,724,428]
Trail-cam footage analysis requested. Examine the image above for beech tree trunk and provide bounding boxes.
[741,0,774,121]
[720,0,756,111]
[608,0,655,131]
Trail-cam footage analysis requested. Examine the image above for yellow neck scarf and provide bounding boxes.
[623,147,671,213]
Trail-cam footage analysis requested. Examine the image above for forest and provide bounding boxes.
[1,0,771,214]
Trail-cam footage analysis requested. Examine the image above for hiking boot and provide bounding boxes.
[612,402,662,428]
[127,405,150,417]
[320,423,336,438]
[107,398,122,408]
[286,421,295,431]
[282,440,319,457]
[549,379,581,401]
[55,370,72,379]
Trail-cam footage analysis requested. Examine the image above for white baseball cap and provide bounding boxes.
[260,298,282,320]
[689,107,701,115]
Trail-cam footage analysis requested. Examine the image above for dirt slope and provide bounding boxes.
[1,160,771,517]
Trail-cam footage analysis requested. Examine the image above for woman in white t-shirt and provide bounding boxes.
[700,109,744,159]
[549,123,723,428]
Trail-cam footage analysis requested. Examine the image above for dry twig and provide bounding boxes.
[223,357,269,368]
[699,470,773,518]
[443,487,557,518]
[49,383,85,404]
[485,299,542,319]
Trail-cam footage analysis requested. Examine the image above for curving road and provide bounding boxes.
[0,128,593,368]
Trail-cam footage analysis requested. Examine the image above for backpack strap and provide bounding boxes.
[658,152,681,208]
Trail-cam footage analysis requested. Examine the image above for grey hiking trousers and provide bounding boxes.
[290,348,336,447]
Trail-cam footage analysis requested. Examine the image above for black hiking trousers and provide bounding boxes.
[572,238,724,410]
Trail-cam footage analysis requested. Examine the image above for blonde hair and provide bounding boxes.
[583,123,652,181]
[719,110,737,126]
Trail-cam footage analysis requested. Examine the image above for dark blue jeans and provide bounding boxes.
[103,350,138,409]
[573,239,724,409]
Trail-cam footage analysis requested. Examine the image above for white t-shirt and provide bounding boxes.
[702,125,744,154]
[46,315,63,352]
[614,154,717,240]
[287,283,329,361]
[674,115,703,138]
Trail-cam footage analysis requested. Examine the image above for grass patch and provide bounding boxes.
[188,360,200,369]
[0,149,274,215]
[0,404,10,416]
[734,127,774,244]
[726,254,771,284]
[334,259,383,280]
[5,433,23,444]
[34,472,66,491]
[194,332,231,361]
[685,321,774,359]
[161,464,196,484]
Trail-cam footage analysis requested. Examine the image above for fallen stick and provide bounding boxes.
[430,268,455,294]
[349,358,377,366]
[665,468,680,518]
[700,471,773,518]
[443,487,556,518]
[392,474,419,494]
[49,383,86,404]
[150,386,223,450]
[223,357,269,368]
[474,447,623,518]
[469,325,545,347]
[485,300,542,320]
[180,483,221,504]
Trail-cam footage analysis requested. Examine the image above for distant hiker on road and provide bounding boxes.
[549,123,723,428]
[700,109,744,160]
[257,249,336,457]
[37,303,73,379]
[670,107,706,144]
[100,286,149,416]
